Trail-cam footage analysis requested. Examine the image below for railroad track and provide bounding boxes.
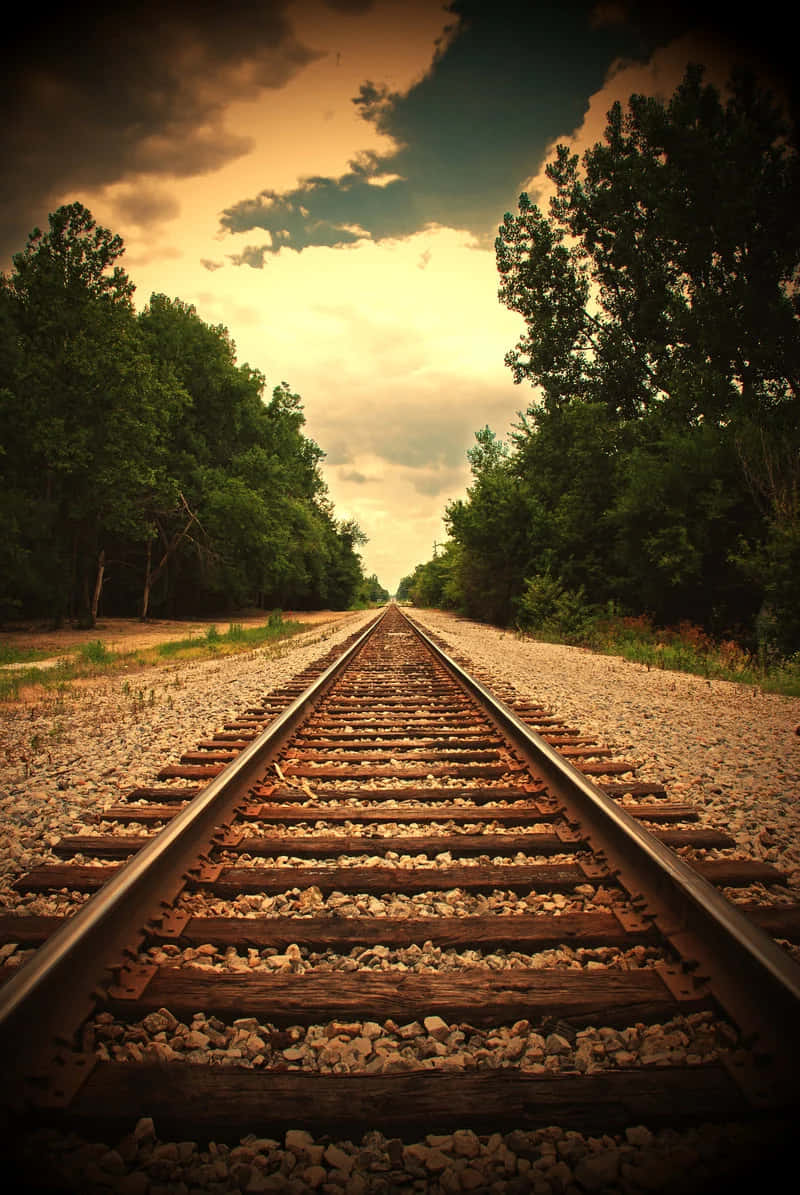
[1,603,799,1190]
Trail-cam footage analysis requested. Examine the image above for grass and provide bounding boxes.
[0,613,311,703]
[535,611,800,697]
[0,642,57,665]
[154,616,306,660]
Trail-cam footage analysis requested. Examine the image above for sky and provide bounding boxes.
[1,0,793,593]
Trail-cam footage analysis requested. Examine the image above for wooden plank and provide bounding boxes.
[0,914,64,945]
[64,1062,748,1137]
[300,731,498,744]
[147,911,658,951]
[107,965,699,1026]
[243,801,558,824]
[95,804,186,824]
[157,763,226,780]
[251,785,548,803]
[124,786,201,802]
[287,749,505,763]
[201,863,594,896]
[576,762,638,776]
[231,833,578,857]
[28,903,800,953]
[694,860,787,886]
[652,829,735,848]
[14,857,785,896]
[180,750,239,764]
[281,764,520,780]
[241,801,697,825]
[52,826,731,865]
[599,783,667,797]
[619,803,698,822]
[13,866,122,892]
[735,903,800,941]
[50,832,579,860]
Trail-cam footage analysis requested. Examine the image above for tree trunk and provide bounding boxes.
[141,540,153,621]
[90,549,105,624]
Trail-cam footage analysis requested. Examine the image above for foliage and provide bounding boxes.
[401,66,799,659]
[78,639,113,664]
[353,573,390,608]
[514,574,596,642]
[0,205,384,623]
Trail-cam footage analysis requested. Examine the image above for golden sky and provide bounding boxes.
[3,0,787,591]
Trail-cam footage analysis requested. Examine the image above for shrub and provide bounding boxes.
[514,574,597,642]
[79,639,112,664]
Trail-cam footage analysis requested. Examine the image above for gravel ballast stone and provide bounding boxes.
[2,604,798,1191]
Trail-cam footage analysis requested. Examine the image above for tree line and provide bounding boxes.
[399,67,800,655]
[0,203,384,626]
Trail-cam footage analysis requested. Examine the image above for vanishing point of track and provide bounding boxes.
[1,604,799,1155]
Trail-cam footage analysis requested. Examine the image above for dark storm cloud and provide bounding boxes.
[220,0,642,252]
[0,0,374,263]
[111,187,181,228]
[221,0,794,257]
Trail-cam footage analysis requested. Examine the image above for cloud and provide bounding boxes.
[220,1,643,255]
[219,1,794,261]
[111,186,180,228]
[0,0,341,262]
[227,244,272,269]
[201,258,225,271]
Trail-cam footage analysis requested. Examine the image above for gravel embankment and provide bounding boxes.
[2,605,798,1193]
[0,610,376,907]
[409,609,800,906]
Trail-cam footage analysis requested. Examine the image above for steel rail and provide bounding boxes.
[401,609,800,1103]
[0,608,387,1084]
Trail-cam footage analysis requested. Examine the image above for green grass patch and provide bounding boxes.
[0,615,311,702]
[78,639,114,664]
[154,616,307,661]
[0,641,57,665]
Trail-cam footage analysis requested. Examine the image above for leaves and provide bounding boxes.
[0,206,380,621]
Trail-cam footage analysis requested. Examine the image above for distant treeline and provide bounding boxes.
[399,68,800,655]
[0,203,387,625]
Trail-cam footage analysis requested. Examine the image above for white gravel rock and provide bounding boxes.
[409,608,800,905]
[0,612,376,905]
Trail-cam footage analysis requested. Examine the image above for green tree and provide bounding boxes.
[0,204,182,624]
[493,65,800,648]
[497,66,800,427]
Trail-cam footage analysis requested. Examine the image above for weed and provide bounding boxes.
[79,639,113,665]
[0,615,312,703]
[0,642,51,665]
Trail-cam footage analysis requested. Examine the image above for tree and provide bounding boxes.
[497,66,800,427]
[493,65,800,648]
[0,208,374,623]
[0,204,182,624]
